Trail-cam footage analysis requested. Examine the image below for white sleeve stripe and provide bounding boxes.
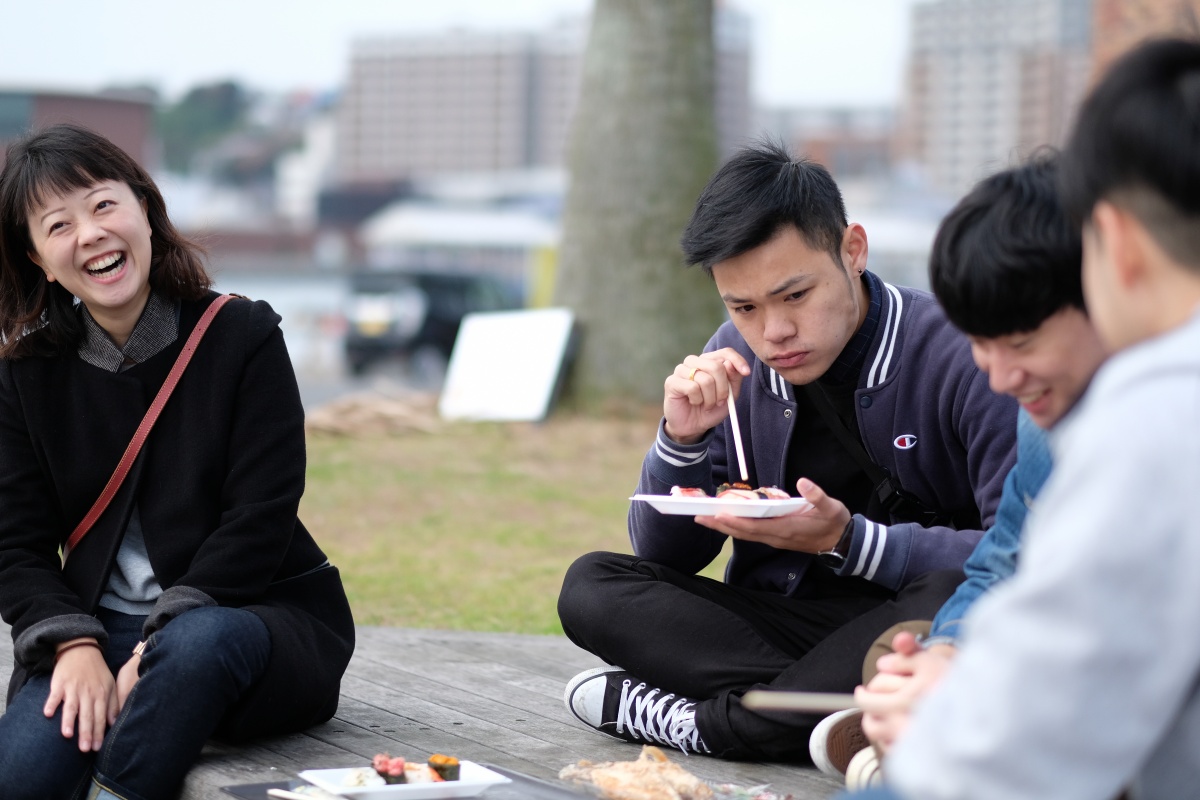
[655,441,708,467]
[864,524,889,581]
[877,284,904,384]
[867,290,896,388]
[656,434,707,460]
[852,521,875,576]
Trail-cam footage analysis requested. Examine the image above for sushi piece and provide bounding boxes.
[427,754,461,781]
[405,763,443,783]
[670,486,708,498]
[715,483,791,500]
[373,754,407,784]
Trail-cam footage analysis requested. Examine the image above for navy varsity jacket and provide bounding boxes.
[630,276,1018,593]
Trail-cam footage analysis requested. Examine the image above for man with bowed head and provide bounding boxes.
[844,37,1200,799]
[557,140,1017,763]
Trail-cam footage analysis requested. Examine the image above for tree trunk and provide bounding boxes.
[553,0,725,410]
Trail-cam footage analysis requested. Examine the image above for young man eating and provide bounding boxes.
[557,141,1017,763]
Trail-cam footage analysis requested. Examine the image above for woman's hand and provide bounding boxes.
[45,639,117,752]
[115,651,142,711]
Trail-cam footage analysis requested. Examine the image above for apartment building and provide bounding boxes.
[0,88,155,168]
[1092,0,1200,75]
[897,0,1093,196]
[333,9,751,184]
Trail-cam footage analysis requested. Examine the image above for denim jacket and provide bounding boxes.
[924,410,1053,644]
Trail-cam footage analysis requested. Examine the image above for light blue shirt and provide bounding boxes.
[925,410,1052,643]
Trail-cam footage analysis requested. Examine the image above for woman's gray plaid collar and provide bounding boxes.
[77,292,180,372]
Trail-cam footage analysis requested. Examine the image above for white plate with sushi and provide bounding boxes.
[298,762,511,800]
[631,495,814,518]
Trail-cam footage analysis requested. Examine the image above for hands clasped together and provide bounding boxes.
[46,638,143,753]
[856,631,957,754]
[663,348,850,554]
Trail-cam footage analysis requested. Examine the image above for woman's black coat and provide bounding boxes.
[0,293,354,739]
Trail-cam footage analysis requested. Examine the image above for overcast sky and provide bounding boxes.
[1,0,922,107]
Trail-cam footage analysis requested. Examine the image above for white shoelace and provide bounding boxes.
[615,679,708,754]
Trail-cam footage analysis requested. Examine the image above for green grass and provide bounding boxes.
[301,410,730,634]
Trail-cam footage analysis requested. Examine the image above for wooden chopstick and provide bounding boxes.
[741,690,859,713]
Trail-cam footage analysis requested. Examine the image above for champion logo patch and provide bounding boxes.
[894,434,918,450]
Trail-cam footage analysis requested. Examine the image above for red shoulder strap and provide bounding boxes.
[64,294,237,560]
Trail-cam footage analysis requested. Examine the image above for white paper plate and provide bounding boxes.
[298,762,511,800]
[631,494,814,518]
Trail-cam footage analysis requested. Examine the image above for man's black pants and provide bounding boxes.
[557,551,963,762]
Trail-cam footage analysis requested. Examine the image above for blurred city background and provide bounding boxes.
[0,0,1194,408]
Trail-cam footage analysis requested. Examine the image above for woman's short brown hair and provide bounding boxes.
[0,123,211,358]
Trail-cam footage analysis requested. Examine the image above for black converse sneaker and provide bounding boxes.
[563,667,710,754]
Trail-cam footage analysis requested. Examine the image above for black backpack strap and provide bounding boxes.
[802,383,951,528]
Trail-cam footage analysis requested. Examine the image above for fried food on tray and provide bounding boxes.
[559,745,713,800]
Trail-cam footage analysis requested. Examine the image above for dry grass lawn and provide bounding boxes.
[301,399,730,634]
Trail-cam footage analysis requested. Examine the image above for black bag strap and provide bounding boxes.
[802,383,951,528]
[803,383,888,486]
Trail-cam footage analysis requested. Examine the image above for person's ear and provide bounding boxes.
[26,250,53,281]
[1092,201,1144,290]
[842,223,868,276]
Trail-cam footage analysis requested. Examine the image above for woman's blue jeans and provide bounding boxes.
[0,605,270,800]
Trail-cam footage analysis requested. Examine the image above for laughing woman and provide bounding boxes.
[0,124,355,800]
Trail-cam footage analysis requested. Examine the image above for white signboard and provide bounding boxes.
[438,308,576,422]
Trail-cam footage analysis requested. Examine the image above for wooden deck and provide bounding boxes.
[0,624,841,799]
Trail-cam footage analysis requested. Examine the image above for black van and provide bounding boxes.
[343,270,524,377]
